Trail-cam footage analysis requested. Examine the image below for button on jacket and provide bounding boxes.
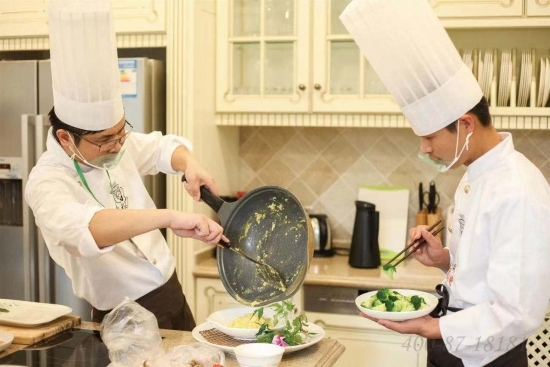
[25,128,192,310]
[440,133,550,367]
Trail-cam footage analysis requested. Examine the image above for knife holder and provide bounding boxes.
[415,209,428,226]
[427,208,443,241]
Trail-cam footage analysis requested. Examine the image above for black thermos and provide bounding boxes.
[349,200,380,268]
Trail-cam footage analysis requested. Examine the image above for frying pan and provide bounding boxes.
[188,179,314,306]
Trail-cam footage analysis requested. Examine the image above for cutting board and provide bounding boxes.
[358,185,410,260]
[0,314,81,344]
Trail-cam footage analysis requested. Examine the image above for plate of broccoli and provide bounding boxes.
[355,288,438,321]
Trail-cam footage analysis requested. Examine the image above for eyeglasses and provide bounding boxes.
[73,121,133,153]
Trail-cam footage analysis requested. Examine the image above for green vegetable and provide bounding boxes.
[382,264,397,280]
[253,300,316,346]
[0,307,9,313]
[361,288,428,313]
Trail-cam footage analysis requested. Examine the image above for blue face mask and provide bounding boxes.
[418,121,473,173]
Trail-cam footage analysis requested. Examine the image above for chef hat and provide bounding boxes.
[340,0,483,136]
[48,0,123,131]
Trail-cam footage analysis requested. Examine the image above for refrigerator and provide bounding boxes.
[0,57,165,320]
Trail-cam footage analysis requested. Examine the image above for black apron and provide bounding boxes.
[92,270,196,331]
[427,284,528,367]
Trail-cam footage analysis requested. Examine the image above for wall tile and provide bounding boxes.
[239,128,550,244]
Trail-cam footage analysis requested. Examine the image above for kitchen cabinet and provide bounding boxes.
[526,0,550,17]
[0,0,166,38]
[215,0,550,128]
[308,312,427,367]
[429,0,523,19]
[194,277,304,323]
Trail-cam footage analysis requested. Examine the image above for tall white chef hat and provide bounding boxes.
[48,0,123,131]
[340,0,483,136]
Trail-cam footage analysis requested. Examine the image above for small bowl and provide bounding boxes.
[234,343,284,367]
[0,331,14,353]
[206,307,285,340]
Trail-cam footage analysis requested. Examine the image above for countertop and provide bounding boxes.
[1,321,345,366]
[194,252,444,292]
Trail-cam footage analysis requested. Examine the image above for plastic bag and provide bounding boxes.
[100,298,165,367]
[100,298,225,367]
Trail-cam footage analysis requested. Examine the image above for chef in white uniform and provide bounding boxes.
[24,0,228,331]
[340,1,550,366]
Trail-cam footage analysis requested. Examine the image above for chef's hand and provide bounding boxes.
[171,146,218,201]
[360,313,442,339]
[408,225,450,272]
[169,212,229,245]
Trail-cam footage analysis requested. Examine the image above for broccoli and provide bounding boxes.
[394,299,415,312]
[376,288,391,301]
[384,300,395,312]
[372,299,383,307]
[382,264,397,280]
[371,303,386,312]
[410,295,426,310]
[389,295,399,302]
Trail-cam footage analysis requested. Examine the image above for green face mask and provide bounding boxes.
[418,121,473,173]
[68,134,125,171]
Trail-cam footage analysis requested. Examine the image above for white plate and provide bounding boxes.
[0,299,72,327]
[192,322,325,355]
[0,331,14,353]
[355,289,438,322]
[206,307,285,340]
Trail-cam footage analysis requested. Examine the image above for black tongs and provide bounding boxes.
[384,219,445,269]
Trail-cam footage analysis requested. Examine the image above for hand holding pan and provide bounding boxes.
[181,176,286,291]
[181,175,314,306]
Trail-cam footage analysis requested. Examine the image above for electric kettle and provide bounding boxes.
[309,214,333,257]
[349,200,380,268]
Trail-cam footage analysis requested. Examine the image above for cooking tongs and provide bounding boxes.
[384,220,445,269]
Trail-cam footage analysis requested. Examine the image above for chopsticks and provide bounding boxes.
[384,220,445,268]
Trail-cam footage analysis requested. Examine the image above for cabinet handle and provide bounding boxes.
[314,84,322,91]
[298,84,306,91]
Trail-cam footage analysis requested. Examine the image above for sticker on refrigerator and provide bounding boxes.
[119,60,138,98]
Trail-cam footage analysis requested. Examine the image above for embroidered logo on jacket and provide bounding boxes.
[110,182,128,209]
[458,214,465,235]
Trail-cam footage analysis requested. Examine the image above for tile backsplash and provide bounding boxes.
[239,127,550,246]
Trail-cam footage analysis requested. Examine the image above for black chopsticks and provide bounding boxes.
[384,220,445,268]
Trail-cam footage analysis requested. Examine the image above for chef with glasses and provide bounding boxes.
[24,0,228,331]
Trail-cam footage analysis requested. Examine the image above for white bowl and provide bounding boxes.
[234,343,284,367]
[355,289,438,321]
[206,307,285,340]
[0,331,14,353]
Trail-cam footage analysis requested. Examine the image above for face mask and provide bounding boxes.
[68,134,125,171]
[418,121,473,173]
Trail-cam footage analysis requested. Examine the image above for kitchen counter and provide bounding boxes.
[194,252,444,292]
[1,321,345,366]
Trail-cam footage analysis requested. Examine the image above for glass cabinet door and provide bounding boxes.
[216,0,309,112]
[312,0,400,113]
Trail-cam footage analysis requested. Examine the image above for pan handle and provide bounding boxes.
[181,174,225,213]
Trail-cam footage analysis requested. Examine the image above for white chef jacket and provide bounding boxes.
[439,132,550,367]
[25,128,192,310]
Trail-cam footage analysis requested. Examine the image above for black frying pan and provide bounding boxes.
[184,177,314,306]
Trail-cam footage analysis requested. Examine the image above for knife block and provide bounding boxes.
[427,207,443,241]
[415,209,427,226]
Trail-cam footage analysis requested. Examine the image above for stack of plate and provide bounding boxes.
[477,49,494,99]
[517,50,533,107]
[498,50,512,107]
[536,57,550,107]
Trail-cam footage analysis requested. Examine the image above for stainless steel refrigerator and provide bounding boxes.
[0,57,165,320]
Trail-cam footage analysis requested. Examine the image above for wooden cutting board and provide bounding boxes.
[0,314,81,345]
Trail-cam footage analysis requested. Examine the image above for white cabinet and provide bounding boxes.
[308,312,427,367]
[0,0,165,38]
[194,277,304,324]
[429,0,523,18]
[216,0,310,113]
[526,0,550,16]
[215,0,550,128]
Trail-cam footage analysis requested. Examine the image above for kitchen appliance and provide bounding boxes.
[309,214,333,257]
[0,58,165,321]
[0,329,111,367]
[348,200,380,269]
